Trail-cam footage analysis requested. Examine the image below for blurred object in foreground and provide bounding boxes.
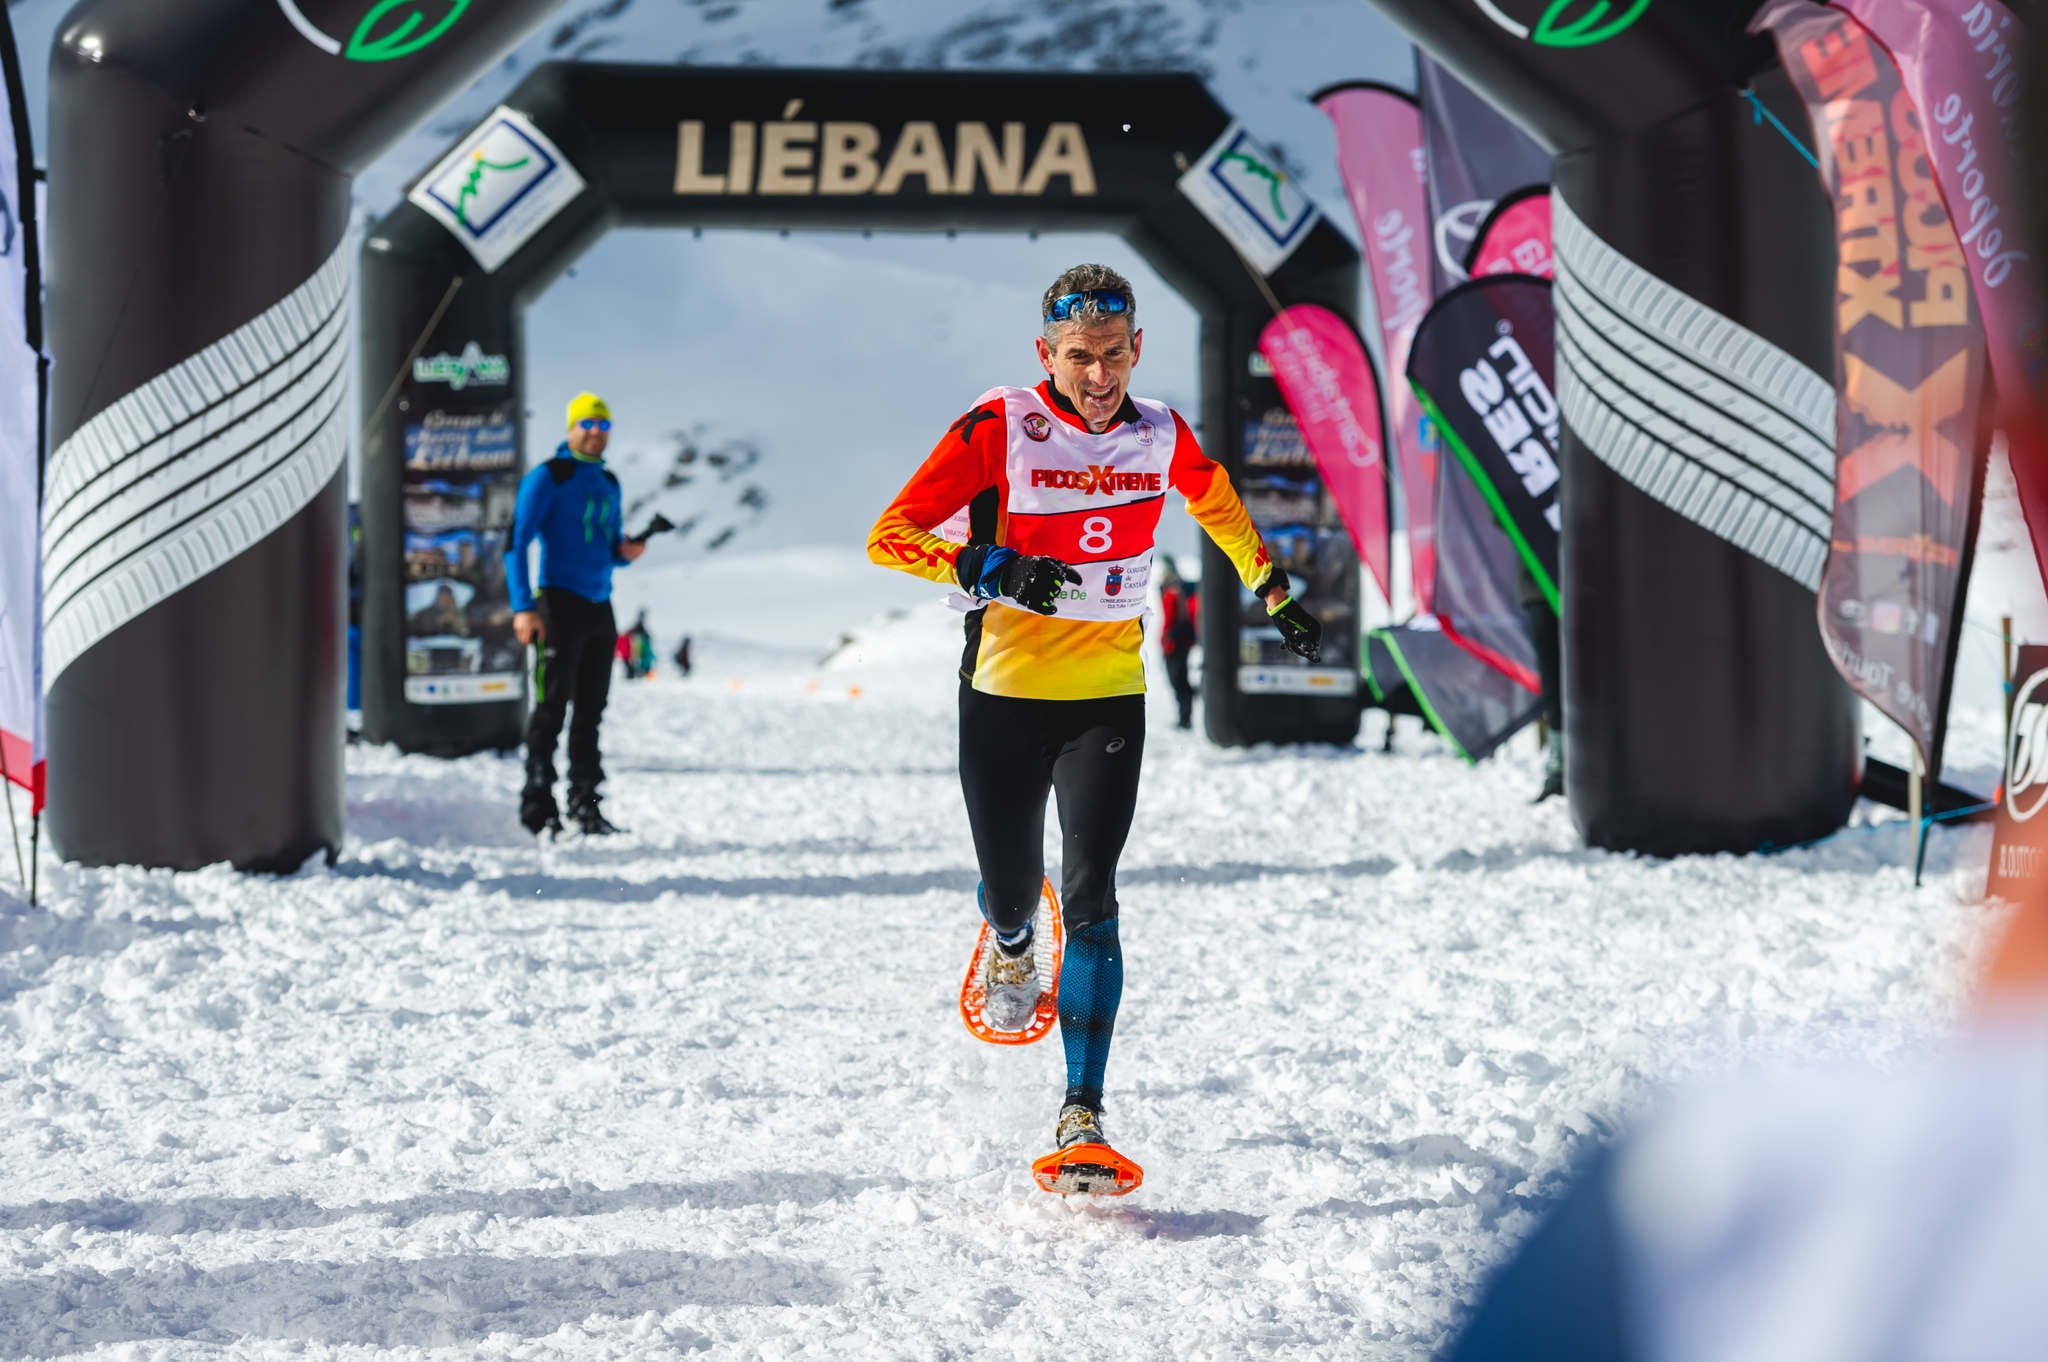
[1444,993,2048,1362]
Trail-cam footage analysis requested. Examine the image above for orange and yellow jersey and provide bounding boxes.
[867,380,1276,701]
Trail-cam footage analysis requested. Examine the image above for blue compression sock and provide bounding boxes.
[1059,920,1123,1111]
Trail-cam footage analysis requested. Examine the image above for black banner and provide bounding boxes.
[1406,275,1560,612]
[1990,646,2048,899]
[1367,624,1537,763]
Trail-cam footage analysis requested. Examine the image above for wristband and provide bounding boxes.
[1266,594,1296,617]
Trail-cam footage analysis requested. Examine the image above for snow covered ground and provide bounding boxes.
[0,577,2024,1359]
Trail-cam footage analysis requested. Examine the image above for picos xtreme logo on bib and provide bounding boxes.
[1029,467,1163,496]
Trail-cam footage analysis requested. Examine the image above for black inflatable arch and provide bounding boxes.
[44,0,560,871]
[1368,0,1861,854]
[360,63,1363,756]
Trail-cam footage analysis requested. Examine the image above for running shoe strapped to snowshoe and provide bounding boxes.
[1031,1103,1144,1197]
[958,878,1063,1046]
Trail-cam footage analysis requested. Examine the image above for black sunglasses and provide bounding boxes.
[1046,290,1131,322]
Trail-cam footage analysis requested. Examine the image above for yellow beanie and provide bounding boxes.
[566,392,611,430]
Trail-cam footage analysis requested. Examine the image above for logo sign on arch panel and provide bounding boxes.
[1177,122,1320,276]
[408,107,586,273]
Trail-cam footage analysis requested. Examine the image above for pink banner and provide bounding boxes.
[1315,82,1437,613]
[1830,0,2048,578]
[1258,304,1391,602]
[1468,188,1553,280]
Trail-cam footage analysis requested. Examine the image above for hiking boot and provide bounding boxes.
[519,778,561,837]
[567,791,619,836]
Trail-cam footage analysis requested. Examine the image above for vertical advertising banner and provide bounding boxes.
[1405,276,1561,612]
[0,3,38,815]
[1990,646,2048,899]
[1415,55,1553,296]
[1761,1,1994,782]
[1257,303,1391,606]
[1314,82,1438,613]
[1831,0,2048,585]
[401,353,525,705]
[1238,355,1359,698]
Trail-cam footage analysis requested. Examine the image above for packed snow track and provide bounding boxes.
[0,626,1999,1360]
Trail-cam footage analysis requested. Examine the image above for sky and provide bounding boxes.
[9,0,1417,619]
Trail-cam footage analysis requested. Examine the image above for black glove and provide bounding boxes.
[1000,553,1083,616]
[1267,594,1322,663]
[633,512,676,540]
[957,544,1083,616]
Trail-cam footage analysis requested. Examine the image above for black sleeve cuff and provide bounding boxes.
[955,542,989,594]
[1260,566,1291,601]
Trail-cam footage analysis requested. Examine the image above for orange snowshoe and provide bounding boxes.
[959,878,1063,1046]
[1031,1142,1145,1197]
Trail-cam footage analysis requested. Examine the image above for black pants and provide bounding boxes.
[526,588,616,797]
[959,682,1145,935]
[1163,647,1196,728]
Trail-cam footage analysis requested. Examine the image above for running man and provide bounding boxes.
[866,264,1322,1194]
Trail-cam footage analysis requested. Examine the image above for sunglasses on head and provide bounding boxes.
[578,418,612,432]
[1045,290,1130,322]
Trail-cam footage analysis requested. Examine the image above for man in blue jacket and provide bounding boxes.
[510,392,646,835]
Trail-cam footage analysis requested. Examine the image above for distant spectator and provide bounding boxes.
[509,392,648,836]
[618,611,655,680]
[1157,555,1199,730]
[673,635,693,678]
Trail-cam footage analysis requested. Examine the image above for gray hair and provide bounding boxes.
[1041,263,1136,343]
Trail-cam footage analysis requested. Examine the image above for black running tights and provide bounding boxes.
[957,682,1145,936]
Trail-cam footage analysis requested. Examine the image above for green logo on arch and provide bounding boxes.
[1475,0,1653,48]
[1536,0,1652,47]
[277,0,470,62]
[347,0,471,61]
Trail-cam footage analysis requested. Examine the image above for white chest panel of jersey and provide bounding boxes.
[989,385,1173,623]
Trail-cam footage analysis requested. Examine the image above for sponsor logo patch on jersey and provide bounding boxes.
[1105,565,1125,596]
[1022,413,1052,442]
[1137,421,1155,445]
[1028,466,1164,495]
